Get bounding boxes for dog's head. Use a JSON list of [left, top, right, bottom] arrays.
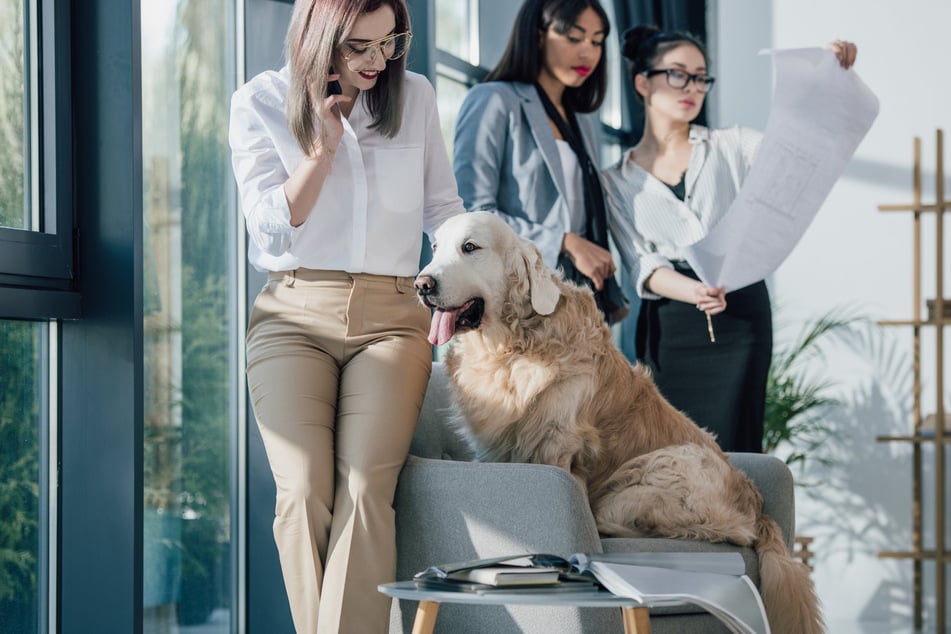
[[415, 211, 561, 346]]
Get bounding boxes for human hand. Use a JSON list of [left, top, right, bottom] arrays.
[[692, 283, 726, 315], [825, 40, 857, 69], [562, 233, 616, 291], [310, 73, 350, 157]]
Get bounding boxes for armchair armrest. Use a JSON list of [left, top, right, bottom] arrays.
[[394, 455, 603, 583], [727, 452, 796, 551]]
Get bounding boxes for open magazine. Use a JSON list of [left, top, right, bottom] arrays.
[[414, 552, 769, 634]]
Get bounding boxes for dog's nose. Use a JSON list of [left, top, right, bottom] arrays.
[[414, 275, 437, 296]]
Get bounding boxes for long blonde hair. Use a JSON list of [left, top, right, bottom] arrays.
[[285, 0, 410, 154]]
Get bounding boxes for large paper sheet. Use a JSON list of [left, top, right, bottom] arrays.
[[684, 47, 879, 292], [581, 558, 770, 634]]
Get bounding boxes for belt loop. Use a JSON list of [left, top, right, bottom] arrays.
[[285, 269, 296, 287]]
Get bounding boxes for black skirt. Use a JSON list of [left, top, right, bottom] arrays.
[[635, 264, 772, 453]]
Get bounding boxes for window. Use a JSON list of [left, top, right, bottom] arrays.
[[0, 0, 30, 232], [433, 0, 482, 156], [141, 1, 237, 630], [0, 2, 62, 631], [0, 0, 76, 315], [0, 319, 48, 634], [435, 0, 478, 63], [598, 0, 627, 162]]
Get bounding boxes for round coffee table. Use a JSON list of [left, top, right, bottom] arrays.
[[379, 580, 652, 633]]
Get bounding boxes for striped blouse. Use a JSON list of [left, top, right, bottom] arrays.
[[602, 124, 762, 299]]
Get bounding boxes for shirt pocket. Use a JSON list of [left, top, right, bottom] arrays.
[[372, 146, 423, 214]]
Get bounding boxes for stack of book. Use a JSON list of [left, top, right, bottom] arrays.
[[413, 554, 597, 592]]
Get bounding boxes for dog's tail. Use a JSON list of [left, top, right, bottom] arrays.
[[755, 514, 824, 634]]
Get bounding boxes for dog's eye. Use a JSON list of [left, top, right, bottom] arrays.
[[462, 241, 479, 253]]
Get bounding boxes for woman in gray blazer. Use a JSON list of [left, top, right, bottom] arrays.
[[453, 0, 627, 323]]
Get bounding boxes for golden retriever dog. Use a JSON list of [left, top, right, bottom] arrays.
[[415, 211, 823, 634]]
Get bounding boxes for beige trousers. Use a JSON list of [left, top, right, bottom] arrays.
[[246, 269, 432, 634]]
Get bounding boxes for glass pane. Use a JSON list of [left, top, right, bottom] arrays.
[[0, 0, 29, 230], [600, 140, 622, 167], [0, 320, 44, 633], [141, 1, 235, 631], [599, 0, 622, 131], [435, 0, 478, 65], [435, 72, 470, 159]]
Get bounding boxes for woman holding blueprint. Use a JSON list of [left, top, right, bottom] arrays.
[[602, 26, 856, 452]]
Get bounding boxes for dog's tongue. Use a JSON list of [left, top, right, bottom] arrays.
[[428, 308, 460, 346]]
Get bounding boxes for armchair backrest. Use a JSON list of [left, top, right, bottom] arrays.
[[409, 362, 476, 461]]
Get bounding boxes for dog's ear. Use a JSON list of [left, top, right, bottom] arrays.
[[521, 240, 560, 315]]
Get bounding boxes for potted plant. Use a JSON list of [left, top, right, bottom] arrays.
[[764, 307, 865, 469]]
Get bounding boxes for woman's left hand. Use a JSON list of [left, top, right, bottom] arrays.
[[826, 40, 857, 69]]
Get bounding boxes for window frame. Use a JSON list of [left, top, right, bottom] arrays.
[[0, 0, 78, 319]]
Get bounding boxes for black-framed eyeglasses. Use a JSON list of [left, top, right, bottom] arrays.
[[341, 32, 412, 71], [643, 68, 715, 92]]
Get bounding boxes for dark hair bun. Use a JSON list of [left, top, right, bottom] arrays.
[[622, 24, 660, 62]]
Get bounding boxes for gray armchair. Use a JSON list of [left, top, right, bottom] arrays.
[[388, 363, 796, 634]]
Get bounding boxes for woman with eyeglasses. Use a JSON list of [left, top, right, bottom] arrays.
[[452, 0, 629, 325], [228, 0, 463, 631], [602, 25, 856, 453]]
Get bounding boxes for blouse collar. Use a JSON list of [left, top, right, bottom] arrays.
[[688, 124, 710, 144]]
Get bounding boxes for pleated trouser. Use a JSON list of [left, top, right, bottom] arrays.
[[246, 268, 432, 634]]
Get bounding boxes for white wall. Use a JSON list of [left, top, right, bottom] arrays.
[[713, 0, 951, 630]]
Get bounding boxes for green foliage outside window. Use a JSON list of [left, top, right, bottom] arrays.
[[0, 322, 39, 624], [0, 0, 38, 625], [141, 0, 233, 624], [0, 0, 24, 229]]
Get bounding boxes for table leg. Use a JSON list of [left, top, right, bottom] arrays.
[[621, 606, 650, 634], [411, 600, 440, 634]]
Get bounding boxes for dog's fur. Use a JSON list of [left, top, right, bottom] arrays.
[[416, 211, 823, 634]]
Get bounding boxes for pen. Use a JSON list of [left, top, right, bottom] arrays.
[[706, 312, 715, 343]]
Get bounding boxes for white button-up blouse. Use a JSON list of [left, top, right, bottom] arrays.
[[602, 125, 762, 299], [229, 67, 463, 276]]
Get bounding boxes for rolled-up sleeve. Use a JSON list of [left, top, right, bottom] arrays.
[[603, 167, 671, 300], [228, 89, 298, 257]]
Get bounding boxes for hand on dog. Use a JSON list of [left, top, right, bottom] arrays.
[[562, 233, 616, 291]]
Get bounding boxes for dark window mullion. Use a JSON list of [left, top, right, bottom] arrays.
[[0, 0, 75, 295]]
